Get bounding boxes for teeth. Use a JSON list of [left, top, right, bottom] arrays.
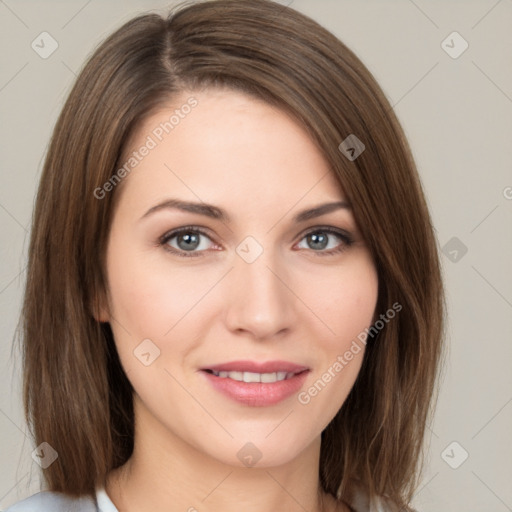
[[244, 371, 261, 383], [210, 370, 296, 382]]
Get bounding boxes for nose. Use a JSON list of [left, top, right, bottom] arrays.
[[223, 248, 295, 341]]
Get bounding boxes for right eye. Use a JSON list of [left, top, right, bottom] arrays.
[[159, 227, 217, 258]]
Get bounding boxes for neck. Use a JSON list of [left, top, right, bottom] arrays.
[[105, 396, 341, 512]]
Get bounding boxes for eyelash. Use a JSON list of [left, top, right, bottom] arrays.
[[158, 225, 354, 258]]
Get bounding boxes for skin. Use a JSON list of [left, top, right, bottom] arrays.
[[99, 88, 378, 512]]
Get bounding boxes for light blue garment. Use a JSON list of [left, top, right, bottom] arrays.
[[4, 484, 411, 511], [4, 487, 118, 512]]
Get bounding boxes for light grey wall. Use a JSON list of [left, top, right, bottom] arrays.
[[1, 1, 511, 510]]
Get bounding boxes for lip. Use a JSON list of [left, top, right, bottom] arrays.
[[200, 360, 310, 407], [202, 360, 309, 374]]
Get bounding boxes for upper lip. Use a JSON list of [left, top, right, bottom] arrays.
[[202, 360, 309, 374]]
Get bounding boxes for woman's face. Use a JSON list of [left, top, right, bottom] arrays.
[[100, 87, 378, 468]]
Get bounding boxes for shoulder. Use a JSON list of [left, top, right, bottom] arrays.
[[4, 491, 97, 512]]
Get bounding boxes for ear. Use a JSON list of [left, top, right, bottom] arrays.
[[90, 287, 110, 323]]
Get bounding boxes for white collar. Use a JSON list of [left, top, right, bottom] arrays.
[[95, 486, 119, 512]]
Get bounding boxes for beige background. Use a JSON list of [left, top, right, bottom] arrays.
[[1, 0, 511, 510]]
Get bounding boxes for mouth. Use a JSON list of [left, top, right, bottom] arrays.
[[200, 360, 310, 406], [203, 369, 306, 383]]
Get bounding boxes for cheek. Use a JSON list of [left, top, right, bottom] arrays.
[[106, 248, 206, 337], [300, 258, 378, 413], [105, 248, 222, 384], [319, 259, 379, 348]]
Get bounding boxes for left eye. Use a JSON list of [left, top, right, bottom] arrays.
[[159, 226, 353, 258], [296, 228, 352, 255]]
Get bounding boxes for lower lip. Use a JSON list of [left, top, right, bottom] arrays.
[[201, 370, 310, 407]]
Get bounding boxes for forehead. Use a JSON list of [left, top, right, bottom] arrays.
[[118, 88, 345, 209]]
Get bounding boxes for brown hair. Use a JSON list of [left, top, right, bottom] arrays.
[[18, 0, 445, 509]]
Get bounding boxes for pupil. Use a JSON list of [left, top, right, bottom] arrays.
[[309, 233, 327, 250], [178, 233, 199, 250]]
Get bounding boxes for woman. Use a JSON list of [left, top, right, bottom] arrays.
[[7, 0, 445, 511]]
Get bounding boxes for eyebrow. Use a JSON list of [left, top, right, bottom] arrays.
[[140, 198, 351, 224]]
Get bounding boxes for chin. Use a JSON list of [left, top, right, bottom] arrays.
[[198, 431, 317, 470]]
